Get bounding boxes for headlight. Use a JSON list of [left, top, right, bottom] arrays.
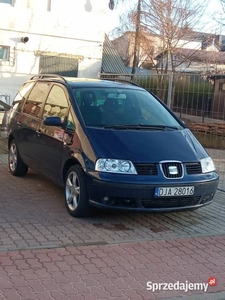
[[95, 159, 137, 174], [200, 157, 216, 173]]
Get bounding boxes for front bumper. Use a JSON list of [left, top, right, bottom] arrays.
[[86, 172, 219, 212]]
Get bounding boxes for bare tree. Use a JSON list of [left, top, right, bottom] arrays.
[[112, 0, 209, 74], [142, 0, 208, 73], [214, 0, 225, 27], [111, 0, 143, 74], [131, 0, 141, 75], [220, 0, 225, 13]]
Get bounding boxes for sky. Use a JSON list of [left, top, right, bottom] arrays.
[[104, 0, 225, 36]]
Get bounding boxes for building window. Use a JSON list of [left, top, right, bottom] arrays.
[[39, 55, 78, 77], [0, 0, 13, 4], [0, 46, 9, 60]]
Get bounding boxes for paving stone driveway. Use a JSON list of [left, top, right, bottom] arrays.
[[0, 153, 225, 299]]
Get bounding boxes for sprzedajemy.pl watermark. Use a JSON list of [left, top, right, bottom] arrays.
[[146, 277, 217, 293]]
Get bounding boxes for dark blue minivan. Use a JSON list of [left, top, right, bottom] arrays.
[[7, 75, 219, 217]]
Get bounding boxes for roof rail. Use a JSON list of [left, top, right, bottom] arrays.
[[102, 78, 141, 87], [29, 74, 67, 82]]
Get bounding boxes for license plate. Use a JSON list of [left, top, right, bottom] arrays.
[[155, 186, 195, 197]]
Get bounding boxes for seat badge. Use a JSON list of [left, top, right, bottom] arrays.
[[169, 166, 178, 175]]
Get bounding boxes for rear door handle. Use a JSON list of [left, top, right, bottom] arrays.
[[63, 141, 73, 146], [36, 129, 41, 136]]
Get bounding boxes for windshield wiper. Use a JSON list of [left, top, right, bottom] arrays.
[[104, 124, 179, 130]]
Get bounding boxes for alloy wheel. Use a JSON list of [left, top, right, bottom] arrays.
[[65, 171, 80, 211], [9, 143, 17, 172]]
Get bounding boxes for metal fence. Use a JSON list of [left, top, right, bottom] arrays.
[[100, 73, 225, 118], [100, 73, 225, 190]]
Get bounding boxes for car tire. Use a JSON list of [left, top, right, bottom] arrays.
[[65, 165, 92, 218], [8, 139, 28, 176]]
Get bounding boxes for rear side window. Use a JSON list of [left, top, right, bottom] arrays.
[[23, 82, 51, 118], [42, 84, 69, 121], [27, 82, 51, 103], [12, 82, 35, 112]]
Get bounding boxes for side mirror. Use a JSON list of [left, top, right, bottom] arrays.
[[44, 116, 62, 127]]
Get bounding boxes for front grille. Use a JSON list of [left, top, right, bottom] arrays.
[[134, 163, 158, 175], [185, 162, 202, 174], [161, 162, 183, 178], [142, 196, 201, 208]]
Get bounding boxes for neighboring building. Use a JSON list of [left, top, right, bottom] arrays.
[[112, 31, 161, 70], [0, 0, 111, 103], [112, 31, 225, 74], [156, 33, 225, 73], [156, 48, 225, 74], [176, 32, 225, 52]]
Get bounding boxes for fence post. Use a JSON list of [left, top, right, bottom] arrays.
[[167, 73, 173, 108]]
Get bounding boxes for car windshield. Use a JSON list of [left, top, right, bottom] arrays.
[[72, 88, 183, 129]]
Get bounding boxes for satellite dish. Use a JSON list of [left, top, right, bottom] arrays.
[[109, 0, 115, 10]]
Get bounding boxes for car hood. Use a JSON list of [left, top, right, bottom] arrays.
[[85, 127, 208, 163]]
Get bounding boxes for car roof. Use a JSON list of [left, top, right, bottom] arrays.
[[66, 78, 142, 90], [28, 75, 144, 90]]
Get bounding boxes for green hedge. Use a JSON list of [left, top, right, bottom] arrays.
[[134, 75, 214, 111]]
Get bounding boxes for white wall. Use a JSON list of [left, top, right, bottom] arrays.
[[176, 40, 202, 50], [0, 0, 110, 102]]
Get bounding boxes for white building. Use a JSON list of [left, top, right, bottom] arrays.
[[0, 0, 111, 104]]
